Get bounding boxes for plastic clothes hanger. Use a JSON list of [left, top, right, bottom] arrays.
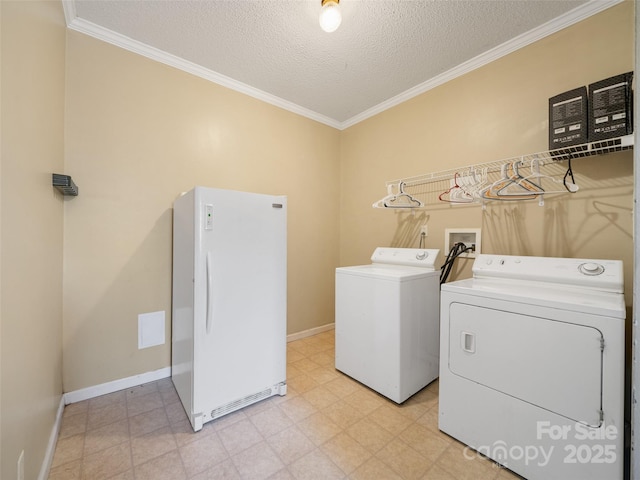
[[461, 167, 488, 200], [481, 162, 543, 201], [518, 158, 579, 194], [439, 173, 474, 203], [480, 163, 527, 200], [496, 161, 544, 197], [372, 184, 397, 208], [383, 182, 423, 208]]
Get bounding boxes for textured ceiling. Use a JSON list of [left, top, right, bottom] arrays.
[[65, 0, 617, 129]]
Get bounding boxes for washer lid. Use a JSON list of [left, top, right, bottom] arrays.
[[371, 247, 440, 268], [336, 264, 438, 280]]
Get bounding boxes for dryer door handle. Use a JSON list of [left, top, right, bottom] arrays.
[[461, 331, 476, 353]]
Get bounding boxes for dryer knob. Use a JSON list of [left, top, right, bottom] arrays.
[[416, 251, 428, 260], [579, 263, 605, 276]]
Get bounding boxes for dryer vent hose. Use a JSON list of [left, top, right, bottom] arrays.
[[440, 242, 474, 285]]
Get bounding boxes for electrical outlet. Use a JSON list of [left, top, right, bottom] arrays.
[[17, 450, 24, 480], [420, 225, 428, 236]]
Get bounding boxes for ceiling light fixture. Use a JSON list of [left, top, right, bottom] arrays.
[[319, 0, 342, 33]]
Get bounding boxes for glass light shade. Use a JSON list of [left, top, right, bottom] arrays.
[[319, 1, 342, 33]]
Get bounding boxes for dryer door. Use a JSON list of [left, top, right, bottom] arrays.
[[448, 302, 602, 427]]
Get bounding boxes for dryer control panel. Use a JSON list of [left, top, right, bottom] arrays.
[[472, 254, 623, 293], [371, 247, 440, 269]]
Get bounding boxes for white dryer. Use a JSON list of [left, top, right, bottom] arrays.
[[439, 254, 625, 480], [335, 247, 440, 403]]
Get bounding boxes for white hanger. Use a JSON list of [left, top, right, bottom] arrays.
[[439, 173, 474, 203], [372, 184, 397, 208], [481, 161, 544, 201], [518, 157, 579, 194], [382, 182, 423, 208], [461, 167, 488, 201]]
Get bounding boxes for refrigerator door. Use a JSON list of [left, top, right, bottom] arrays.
[[192, 187, 287, 426]]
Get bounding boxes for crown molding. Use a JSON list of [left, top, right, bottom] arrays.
[[63, 0, 623, 131], [62, 12, 342, 130], [61, 0, 76, 27]]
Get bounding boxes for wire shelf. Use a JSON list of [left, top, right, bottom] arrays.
[[375, 135, 634, 208]]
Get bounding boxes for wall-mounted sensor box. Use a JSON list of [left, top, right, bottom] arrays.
[[445, 228, 481, 258], [588, 71, 633, 142], [549, 86, 588, 150], [52, 173, 79, 196]]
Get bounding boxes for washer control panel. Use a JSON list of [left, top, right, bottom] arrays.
[[473, 254, 623, 293], [371, 247, 440, 269]]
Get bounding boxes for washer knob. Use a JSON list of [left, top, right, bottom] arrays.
[[416, 251, 428, 260], [579, 262, 605, 276]]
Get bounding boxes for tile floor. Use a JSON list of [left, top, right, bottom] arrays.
[[48, 330, 521, 479]]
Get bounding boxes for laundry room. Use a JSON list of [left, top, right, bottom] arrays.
[[1, 0, 636, 479]]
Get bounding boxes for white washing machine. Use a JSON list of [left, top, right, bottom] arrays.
[[439, 254, 625, 480], [335, 247, 440, 403]]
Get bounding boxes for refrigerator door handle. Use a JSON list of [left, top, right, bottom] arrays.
[[206, 251, 213, 334]]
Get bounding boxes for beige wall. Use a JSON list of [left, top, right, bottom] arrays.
[[63, 32, 341, 392], [341, 2, 635, 308], [1, 1, 66, 479]]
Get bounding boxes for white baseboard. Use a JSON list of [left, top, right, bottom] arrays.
[[38, 395, 65, 480], [62, 325, 334, 405], [45, 326, 331, 478], [287, 323, 334, 342], [64, 366, 171, 405]]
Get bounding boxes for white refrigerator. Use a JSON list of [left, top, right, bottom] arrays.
[[172, 186, 287, 432]]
